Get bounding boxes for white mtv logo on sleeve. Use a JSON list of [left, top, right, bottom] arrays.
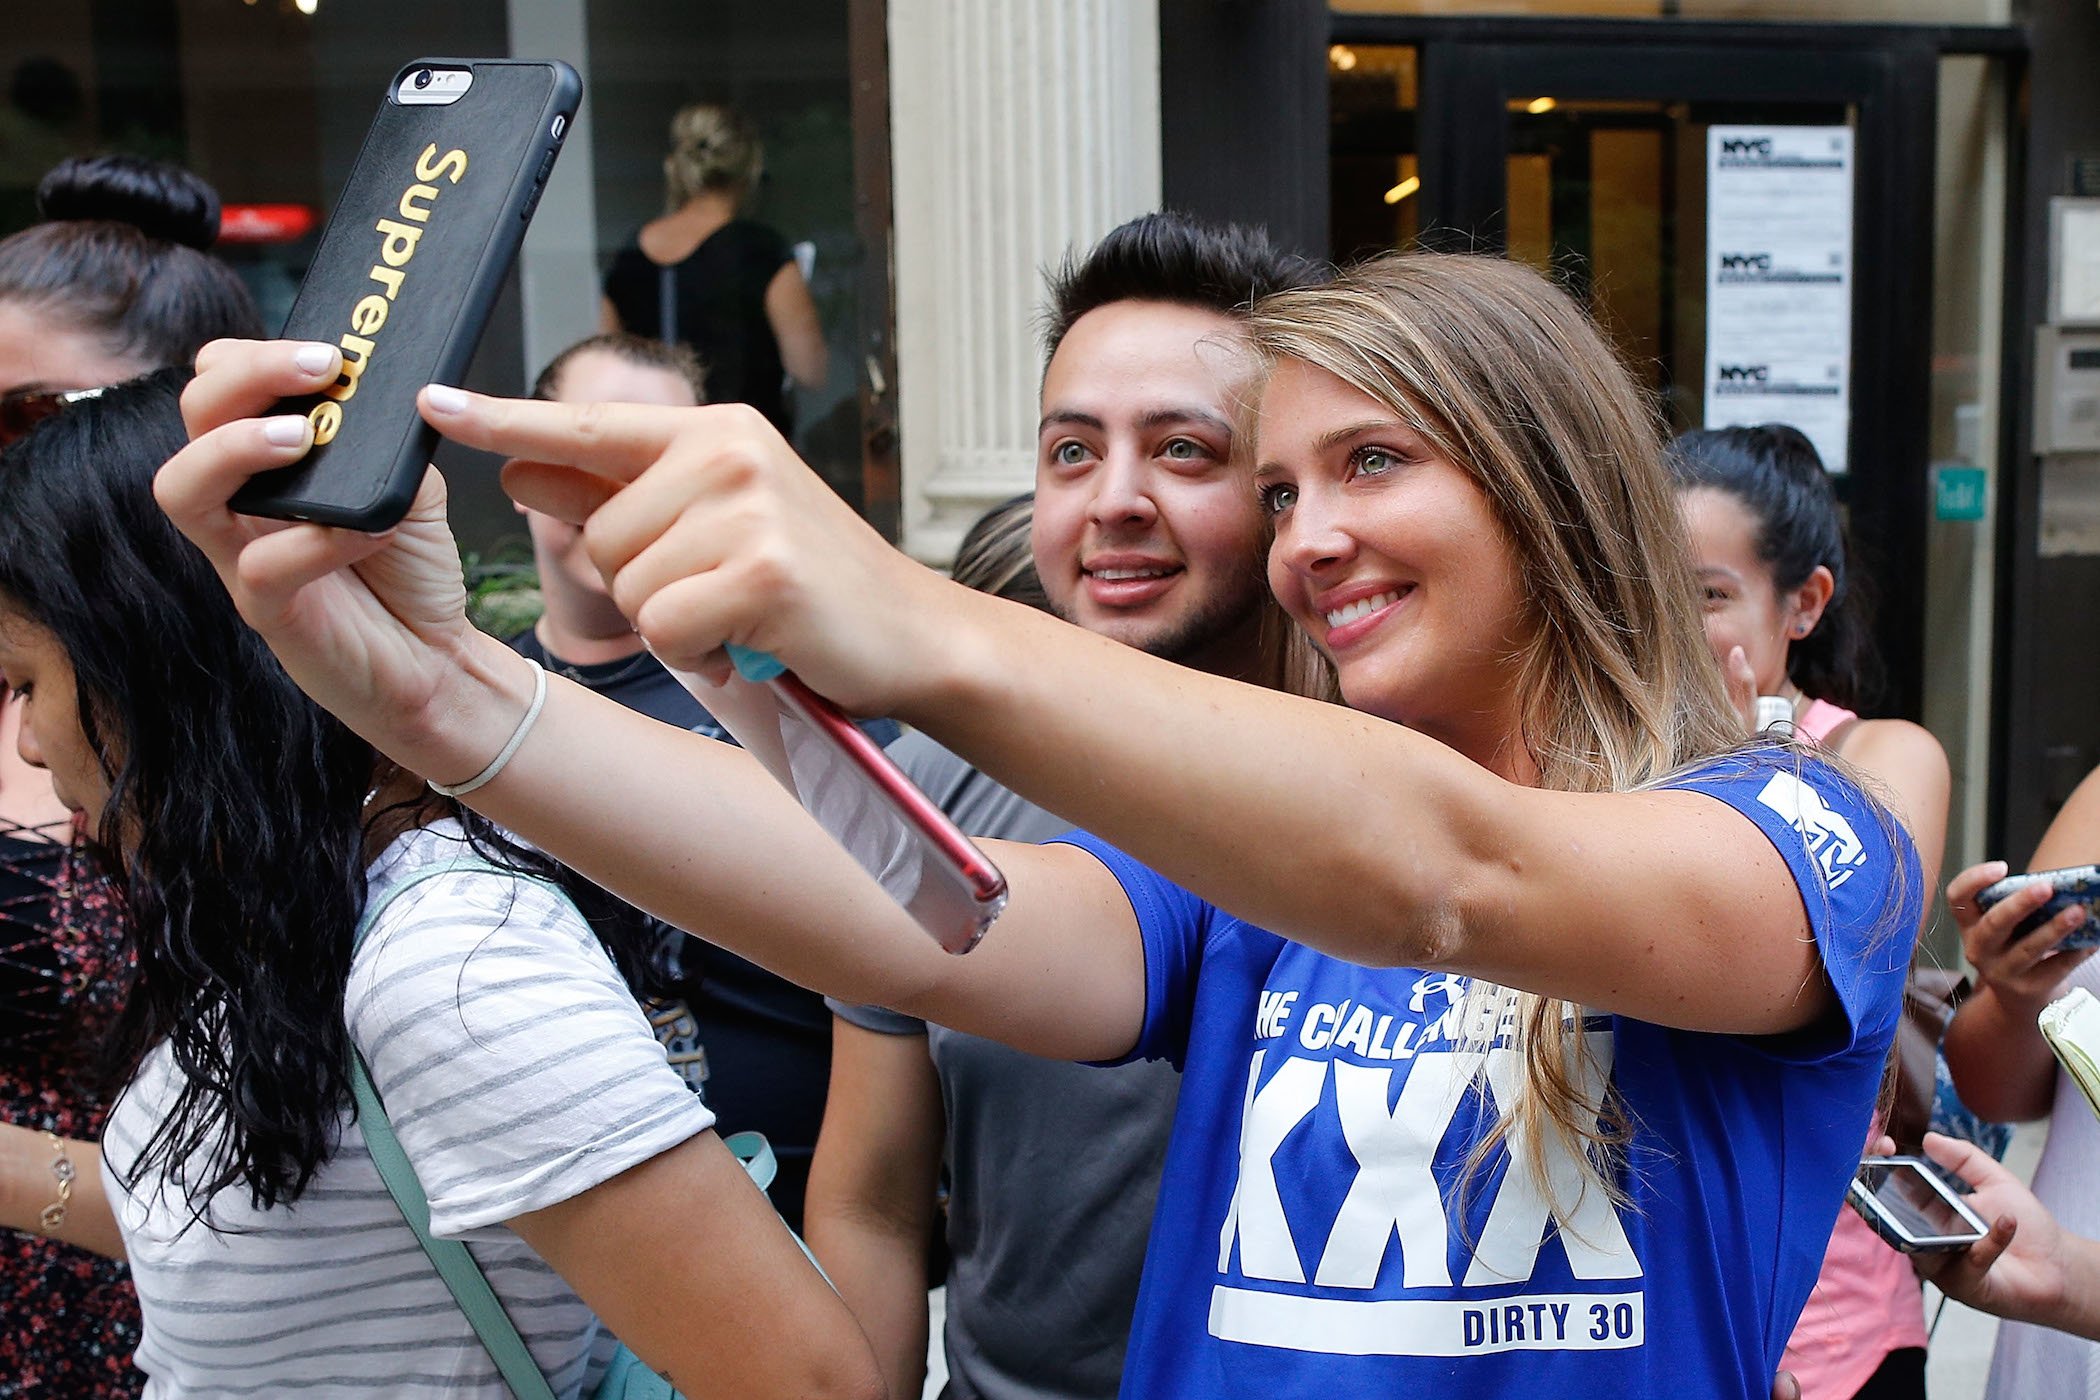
[[1754, 771, 1869, 889]]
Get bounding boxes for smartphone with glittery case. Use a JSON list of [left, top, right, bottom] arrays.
[[1977, 865, 2100, 951], [770, 674, 1008, 953]]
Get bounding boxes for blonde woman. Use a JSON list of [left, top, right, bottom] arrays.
[[159, 253, 1918, 1399], [601, 104, 826, 435]]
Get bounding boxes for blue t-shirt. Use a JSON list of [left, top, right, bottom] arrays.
[[1054, 751, 1919, 1400]]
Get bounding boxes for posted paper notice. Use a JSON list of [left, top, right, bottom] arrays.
[[1704, 125, 1853, 473]]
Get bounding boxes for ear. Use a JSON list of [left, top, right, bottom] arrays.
[[1787, 565, 1836, 640]]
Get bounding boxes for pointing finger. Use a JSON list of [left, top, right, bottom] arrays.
[[420, 384, 730, 484]]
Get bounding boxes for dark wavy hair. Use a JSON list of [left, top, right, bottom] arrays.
[[0, 370, 645, 1213], [0, 156, 262, 370], [1668, 423, 1881, 711], [1040, 211, 1330, 361]]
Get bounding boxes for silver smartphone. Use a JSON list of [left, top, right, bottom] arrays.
[[1846, 1156, 1989, 1253]]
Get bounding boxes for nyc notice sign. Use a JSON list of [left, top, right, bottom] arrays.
[[1704, 126, 1854, 473]]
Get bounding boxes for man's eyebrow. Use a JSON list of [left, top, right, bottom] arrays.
[[1039, 409, 1105, 435], [1037, 406, 1235, 437], [1133, 406, 1234, 437]]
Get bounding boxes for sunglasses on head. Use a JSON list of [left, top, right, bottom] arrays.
[[0, 385, 107, 450]]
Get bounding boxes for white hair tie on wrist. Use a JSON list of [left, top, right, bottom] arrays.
[[428, 658, 547, 799]]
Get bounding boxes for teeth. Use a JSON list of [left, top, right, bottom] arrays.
[[1091, 567, 1173, 581], [1324, 590, 1402, 628]]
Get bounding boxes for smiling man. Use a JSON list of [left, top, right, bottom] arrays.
[[1031, 293, 1273, 679], [805, 213, 1327, 1400]]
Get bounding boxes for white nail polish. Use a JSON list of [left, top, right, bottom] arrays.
[[293, 344, 337, 375], [263, 416, 309, 447], [425, 384, 469, 414]]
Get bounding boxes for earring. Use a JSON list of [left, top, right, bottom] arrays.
[[1793, 622, 1811, 637]]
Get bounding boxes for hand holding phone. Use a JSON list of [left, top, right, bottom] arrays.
[[232, 59, 580, 531], [1977, 865, 2100, 952], [1847, 1156, 1991, 1253]]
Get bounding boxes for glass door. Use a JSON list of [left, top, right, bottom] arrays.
[[1332, 31, 1939, 718]]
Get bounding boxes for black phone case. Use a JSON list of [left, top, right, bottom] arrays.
[[231, 59, 581, 531]]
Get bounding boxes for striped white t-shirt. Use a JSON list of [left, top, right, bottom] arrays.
[[101, 823, 716, 1397]]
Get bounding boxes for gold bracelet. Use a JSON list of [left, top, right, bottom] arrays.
[[38, 1131, 73, 1234]]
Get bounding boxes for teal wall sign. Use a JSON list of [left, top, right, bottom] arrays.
[[1934, 465, 1988, 522]]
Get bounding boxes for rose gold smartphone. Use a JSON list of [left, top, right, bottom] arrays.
[[771, 673, 1007, 953], [695, 648, 1007, 954]]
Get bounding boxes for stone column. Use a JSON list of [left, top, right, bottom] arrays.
[[888, 0, 1162, 564]]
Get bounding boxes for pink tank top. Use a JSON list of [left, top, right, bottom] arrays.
[[1778, 697, 1930, 1396], [1794, 698, 1857, 747]]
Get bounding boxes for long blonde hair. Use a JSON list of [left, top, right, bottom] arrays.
[[1247, 253, 1742, 1208]]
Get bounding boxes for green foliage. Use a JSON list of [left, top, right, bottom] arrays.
[[460, 543, 542, 640]]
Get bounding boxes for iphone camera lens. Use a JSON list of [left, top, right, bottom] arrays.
[[414, 69, 434, 90]]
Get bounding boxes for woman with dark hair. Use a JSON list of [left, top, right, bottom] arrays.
[[1670, 423, 1950, 1400], [0, 155, 261, 397], [0, 373, 880, 1398], [0, 155, 261, 1398]]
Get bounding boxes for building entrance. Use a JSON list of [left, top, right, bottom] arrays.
[[1333, 21, 1945, 718]]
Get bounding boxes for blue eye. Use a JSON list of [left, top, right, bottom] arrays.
[[1258, 483, 1297, 516], [1051, 440, 1091, 468], [1162, 438, 1204, 461]]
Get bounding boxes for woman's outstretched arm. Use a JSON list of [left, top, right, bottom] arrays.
[[438, 386, 1853, 1036], [163, 343, 1856, 1041], [462, 660, 1143, 1060]]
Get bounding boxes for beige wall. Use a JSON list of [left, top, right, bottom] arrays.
[[1922, 54, 2008, 927]]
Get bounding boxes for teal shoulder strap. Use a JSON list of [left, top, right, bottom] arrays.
[[350, 856, 783, 1397], [349, 859, 561, 1400]]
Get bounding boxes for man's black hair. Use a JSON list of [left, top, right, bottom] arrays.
[[1040, 211, 1329, 361]]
